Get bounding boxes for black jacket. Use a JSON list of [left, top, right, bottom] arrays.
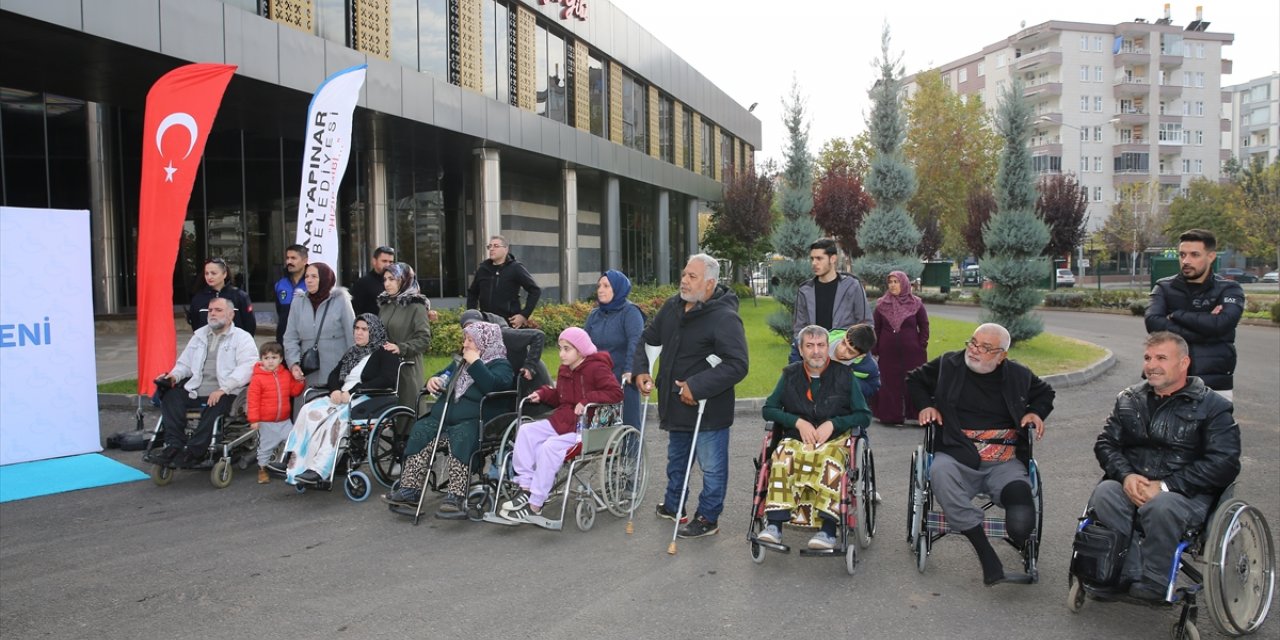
[[466, 254, 541, 319], [188, 285, 256, 335], [1145, 273, 1244, 390], [352, 269, 385, 318], [632, 285, 749, 432], [906, 351, 1055, 469], [1094, 377, 1239, 498], [323, 347, 401, 393]]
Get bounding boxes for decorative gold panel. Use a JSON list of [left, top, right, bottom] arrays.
[[457, 0, 483, 92], [731, 137, 740, 178], [268, 0, 313, 33], [648, 88, 659, 158], [609, 61, 622, 143], [672, 101, 684, 169], [516, 5, 536, 111], [692, 112, 702, 176], [352, 0, 390, 59], [573, 40, 589, 131], [744, 145, 753, 174], [713, 125, 723, 182]]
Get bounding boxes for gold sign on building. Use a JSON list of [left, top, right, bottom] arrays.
[[268, 0, 313, 33], [352, 0, 391, 59]]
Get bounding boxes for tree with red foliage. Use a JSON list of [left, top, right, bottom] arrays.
[[1036, 173, 1090, 259], [703, 169, 776, 282], [963, 188, 996, 259], [812, 160, 874, 259]]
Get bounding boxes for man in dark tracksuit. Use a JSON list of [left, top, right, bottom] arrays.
[[633, 254, 749, 539], [466, 235, 541, 329], [273, 244, 307, 342]]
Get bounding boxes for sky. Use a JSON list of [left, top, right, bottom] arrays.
[[609, 0, 1280, 166]]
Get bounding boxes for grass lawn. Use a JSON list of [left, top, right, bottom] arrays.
[[99, 297, 1106, 396]]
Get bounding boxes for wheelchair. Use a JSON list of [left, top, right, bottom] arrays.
[[279, 361, 414, 502], [1067, 482, 1276, 639], [746, 422, 877, 575], [481, 401, 648, 532], [906, 422, 1043, 580], [142, 391, 256, 489]]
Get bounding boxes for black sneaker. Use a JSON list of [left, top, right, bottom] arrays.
[[295, 470, 323, 485], [1128, 580, 1169, 604], [435, 494, 467, 520], [655, 503, 689, 524], [381, 487, 421, 505], [677, 514, 719, 538], [264, 461, 288, 476], [156, 446, 181, 464]]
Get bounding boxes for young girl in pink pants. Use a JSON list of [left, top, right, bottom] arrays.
[[500, 327, 623, 523]]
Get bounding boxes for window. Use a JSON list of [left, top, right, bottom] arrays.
[[1095, 66, 1104, 82], [390, 0, 418, 69], [959, 68, 968, 83], [659, 95, 674, 163], [1094, 156, 1102, 172], [1094, 126, 1103, 142], [1080, 156, 1089, 172], [682, 106, 693, 170], [478, 0, 509, 102], [720, 131, 733, 177], [1093, 186, 1103, 201], [978, 61, 985, 76], [700, 119, 714, 177], [1158, 122, 1183, 142], [534, 24, 547, 115], [943, 74, 951, 89], [315, 0, 348, 45], [544, 29, 567, 123], [1195, 100, 1205, 116], [1195, 43, 1205, 58], [1080, 65, 1090, 82], [620, 72, 647, 152], [1195, 130, 1204, 145], [996, 53, 1007, 68], [1031, 155, 1062, 174], [1115, 152, 1149, 173], [1181, 71, 1191, 87], [1080, 127, 1090, 142], [1095, 96, 1104, 112], [1195, 72, 1204, 88], [1094, 36, 1104, 51], [417, 0, 448, 80], [1080, 35, 1090, 51], [1194, 159, 1203, 174], [1181, 158, 1191, 173], [1181, 129, 1190, 144], [1080, 96, 1090, 112], [587, 53, 606, 137]]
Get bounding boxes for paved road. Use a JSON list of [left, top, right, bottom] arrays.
[[3, 309, 1276, 640]]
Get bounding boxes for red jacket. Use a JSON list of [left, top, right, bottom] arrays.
[[247, 362, 305, 423], [534, 352, 624, 435]]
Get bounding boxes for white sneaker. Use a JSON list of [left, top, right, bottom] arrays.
[[756, 523, 782, 544], [807, 531, 837, 550]]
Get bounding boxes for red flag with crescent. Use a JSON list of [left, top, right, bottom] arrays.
[[136, 63, 237, 396]]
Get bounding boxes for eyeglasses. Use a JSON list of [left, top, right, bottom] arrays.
[[964, 339, 1004, 355], [486, 243, 506, 249]]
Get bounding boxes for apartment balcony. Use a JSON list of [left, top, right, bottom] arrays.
[[1222, 59, 1233, 74], [1158, 139, 1183, 154], [1220, 148, 1232, 161], [1023, 81, 1062, 99], [1114, 49, 1148, 66], [1159, 114, 1183, 125], [1158, 52, 1183, 68], [1114, 109, 1149, 125], [1221, 117, 1231, 132], [1035, 113, 1064, 125], [1158, 171, 1184, 185], [1114, 78, 1149, 96], [1244, 118, 1273, 132], [1015, 48, 1062, 71], [1113, 171, 1152, 184], [1117, 22, 1152, 37], [1158, 83, 1182, 98], [1114, 140, 1150, 153], [1030, 143, 1063, 156]]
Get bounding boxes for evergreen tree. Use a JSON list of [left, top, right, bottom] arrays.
[[853, 26, 922, 290], [766, 79, 823, 342], [980, 77, 1051, 344]]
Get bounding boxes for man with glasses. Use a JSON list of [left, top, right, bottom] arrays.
[[353, 246, 396, 317], [466, 235, 541, 329], [906, 322, 1055, 586]]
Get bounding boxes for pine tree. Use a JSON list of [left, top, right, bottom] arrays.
[[853, 26, 922, 290], [766, 80, 823, 342], [980, 77, 1051, 343]]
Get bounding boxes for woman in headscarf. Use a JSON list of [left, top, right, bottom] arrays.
[[268, 314, 400, 485], [188, 257, 256, 334], [583, 270, 645, 428], [871, 270, 930, 426], [382, 321, 513, 519], [377, 262, 432, 418], [283, 262, 356, 388]]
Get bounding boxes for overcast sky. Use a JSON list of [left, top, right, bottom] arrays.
[[610, 0, 1280, 165]]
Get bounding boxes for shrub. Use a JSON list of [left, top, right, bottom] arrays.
[[1127, 299, 1148, 316], [919, 292, 948, 304], [1271, 300, 1280, 324], [1043, 292, 1087, 308], [730, 282, 754, 301]]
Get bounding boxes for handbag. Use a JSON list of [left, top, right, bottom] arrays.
[[1069, 516, 1128, 587], [298, 299, 332, 374]]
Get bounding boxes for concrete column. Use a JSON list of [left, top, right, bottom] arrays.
[[604, 175, 621, 270], [561, 166, 579, 302], [685, 197, 699, 260], [366, 118, 389, 251], [475, 147, 502, 249], [87, 102, 119, 314], [655, 190, 670, 285]]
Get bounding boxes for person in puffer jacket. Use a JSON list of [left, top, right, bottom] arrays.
[[498, 327, 623, 524], [247, 342, 305, 483]]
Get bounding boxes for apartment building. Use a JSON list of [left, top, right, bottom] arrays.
[[1224, 73, 1279, 166]]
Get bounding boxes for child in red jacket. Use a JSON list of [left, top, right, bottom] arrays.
[[247, 342, 304, 483], [500, 327, 623, 524]]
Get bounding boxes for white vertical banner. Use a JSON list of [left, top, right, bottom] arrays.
[[295, 64, 367, 275], [0, 207, 100, 465]]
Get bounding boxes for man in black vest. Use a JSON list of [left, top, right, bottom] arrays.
[[907, 323, 1055, 586], [757, 325, 871, 550]]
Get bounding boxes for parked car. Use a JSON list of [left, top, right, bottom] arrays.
[[961, 265, 982, 286], [1221, 268, 1258, 283], [1055, 268, 1075, 287], [1261, 271, 1279, 283]]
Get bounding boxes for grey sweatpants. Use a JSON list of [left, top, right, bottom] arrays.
[[1087, 479, 1213, 585], [256, 419, 292, 466], [931, 453, 1029, 532]]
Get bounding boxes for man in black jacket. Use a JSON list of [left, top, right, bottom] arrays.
[[633, 253, 749, 539], [1145, 229, 1245, 400], [1088, 331, 1240, 602], [907, 323, 1055, 586], [352, 245, 396, 317], [466, 235, 541, 328]]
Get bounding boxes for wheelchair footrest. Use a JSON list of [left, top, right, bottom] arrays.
[[926, 512, 1008, 539]]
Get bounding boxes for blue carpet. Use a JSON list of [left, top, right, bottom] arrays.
[[0, 454, 148, 503]]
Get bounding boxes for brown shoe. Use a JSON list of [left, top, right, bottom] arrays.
[[257, 467, 270, 484]]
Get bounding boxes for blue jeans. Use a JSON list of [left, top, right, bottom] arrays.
[[622, 383, 641, 430], [663, 427, 730, 523]]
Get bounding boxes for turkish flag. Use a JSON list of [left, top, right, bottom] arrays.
[[136, 63, 237, 396]]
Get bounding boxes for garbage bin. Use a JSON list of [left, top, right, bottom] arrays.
[[921, 261, 953, 294]]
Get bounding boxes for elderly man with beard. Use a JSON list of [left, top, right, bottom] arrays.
[[906, 323, 1055, 586], [154, 297, 258, 466]]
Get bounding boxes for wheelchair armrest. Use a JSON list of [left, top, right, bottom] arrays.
[[354, 388, 395, 397], [479, 389, 520, 415]]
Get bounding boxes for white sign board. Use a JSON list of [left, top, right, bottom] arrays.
[[0, 207, 101, 465]]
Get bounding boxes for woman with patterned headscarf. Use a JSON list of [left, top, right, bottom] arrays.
[[383, 321, 514, 519], [871, 270, 929, 426], [584, 269, 645, 428], [284, 262, 356, 389], [268, 314, 401, 485], [378, 262, 432, 417]]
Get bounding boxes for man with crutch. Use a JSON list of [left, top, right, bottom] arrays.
[[633, 253, 749, 542]]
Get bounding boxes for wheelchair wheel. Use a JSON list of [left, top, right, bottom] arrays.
[[575, 498, 597, 532], [367, 414, 407, 488], [854, 438, 874, 549], [846, 543, 859, 576], [750, 520, 767, 564], [915, 530, 929, 574], [1170, 620, 1200, 640], [150, 464, 174, 487], [209, 458, 233, 489], [467, 483, 495, 522], [1067, 575, 1086, 613], [344, 471, 372, 502], [294, 484, 307, 494], [906, 451, 918, 544], [602, 426, 647, 517], [1203, 500, 1276, 637], [1030, 459, 1044, 548]]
